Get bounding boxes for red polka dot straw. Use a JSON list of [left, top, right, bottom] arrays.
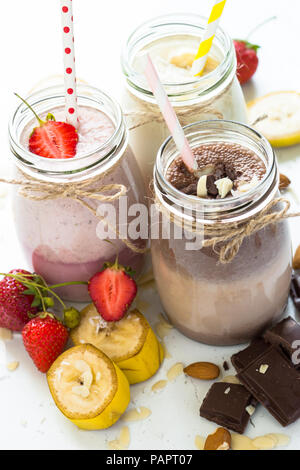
[[60, 0, 78, 127]]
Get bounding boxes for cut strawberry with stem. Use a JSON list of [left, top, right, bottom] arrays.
[[88, 258, 137, 322], [15, 93, 78, 159]]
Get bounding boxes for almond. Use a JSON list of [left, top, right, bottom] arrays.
[[215, 177, 233, 198], [197, 175, 208, 198], [151, 380, 168, 392], [167, 363, 184, 381], [293, 245, 300, 269], [184, 362, 220, 380], [221, 375, 241, 385], [279, 173, 291, 190], [252, 435, 276, 450], [121, 407, 151, 422], [204, 427, 231, 450]]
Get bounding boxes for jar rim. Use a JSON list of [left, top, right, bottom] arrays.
[[8, 84, 127, 177], [121, 13, 235, 99], [154, 120, 278, 223]]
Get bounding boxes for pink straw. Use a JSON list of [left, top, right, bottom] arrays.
[[60, 0, 78, 127], [144, 54, 195, 171]]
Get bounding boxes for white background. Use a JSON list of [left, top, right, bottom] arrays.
[[0, 0, 300, 450]]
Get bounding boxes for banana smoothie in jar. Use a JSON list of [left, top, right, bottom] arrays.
[[151, 120, 292, 346], [9, 85, 146, 302], [121, 13, 247, 183]]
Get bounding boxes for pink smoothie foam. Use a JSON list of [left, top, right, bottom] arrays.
[[20, 106, 115, 157], [15, 106, 146, 301]]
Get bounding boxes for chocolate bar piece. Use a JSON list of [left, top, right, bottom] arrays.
[[264, 316, 300, 365], [231, 338, 270, 373], [200, 382, 257, 434], [237, 346, 300, 427], [291, 272, 300, 311]]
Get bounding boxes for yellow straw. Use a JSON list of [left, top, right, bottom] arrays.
[[192, 0, 227, 76]]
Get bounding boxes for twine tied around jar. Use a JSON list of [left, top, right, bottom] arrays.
[[125, 99, 224, 130], [155, 195, 300, 264], [0, 173, 147, 255], [124, 78, 234, 130]]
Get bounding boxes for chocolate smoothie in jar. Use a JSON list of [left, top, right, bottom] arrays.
[[9, 85, 146, 302], [151, 120, 292, 346], [121, 14, 247, 184]]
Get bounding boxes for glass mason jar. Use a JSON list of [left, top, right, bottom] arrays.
[[151, 120, 292, 346], [9, 85, 146, 302], [121, 13, 247, 183]]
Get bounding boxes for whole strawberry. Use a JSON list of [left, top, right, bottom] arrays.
[[234, 40, 260, 85], [0, 269, 38, 331], [22, 315, 69, 373]]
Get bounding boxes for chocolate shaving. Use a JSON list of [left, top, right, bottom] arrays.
[[180, 183, 197, 196], [206, 175, 218, 197]]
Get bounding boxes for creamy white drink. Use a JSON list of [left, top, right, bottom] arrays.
[[122, 14, 248, 183]]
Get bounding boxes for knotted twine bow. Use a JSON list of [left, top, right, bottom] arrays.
[[155, 196, 300, 264], [0, 173, 147, 254]]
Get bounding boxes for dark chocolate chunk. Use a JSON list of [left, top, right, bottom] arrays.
[[200, 382, 256, 434], [180, 183, 197, 195], [223, 361, 229, 371], [291, 272, 300, 311], [264, 316, 300, 366], [231, 339, 271, 373], [237, 346, 300, 427], [166, 157, 197, 191], [224, 163, 236, 181], [206, 175, 218, 197]]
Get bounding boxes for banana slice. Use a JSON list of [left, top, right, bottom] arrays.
[[170, 54, 219, 72], [248, 91, 300, 147], [71, 305, 164, 385], [47, 344, 130, 430]]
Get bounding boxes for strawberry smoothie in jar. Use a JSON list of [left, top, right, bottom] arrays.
[[121, 14, 247, 183], [9, 85, 146, 302], [151, 120, 292, 346]]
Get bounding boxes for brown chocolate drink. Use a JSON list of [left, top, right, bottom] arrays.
[[166, 142, 266, 197], [151, 135, 292, 346]]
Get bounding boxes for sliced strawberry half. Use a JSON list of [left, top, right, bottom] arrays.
[[29, 120, 78, 159], [15, 93, 78, 159], [88, 262, 137, 322]]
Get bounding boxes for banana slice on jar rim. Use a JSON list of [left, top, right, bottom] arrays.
[[71, 305, 164, 385], [248, 91, 300, 147], [47, 344, 130, 430]]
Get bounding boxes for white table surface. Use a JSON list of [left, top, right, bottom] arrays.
[[1, 0, 300, 450]]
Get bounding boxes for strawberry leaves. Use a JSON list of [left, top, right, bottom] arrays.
[[0, 270, 81, 329]]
